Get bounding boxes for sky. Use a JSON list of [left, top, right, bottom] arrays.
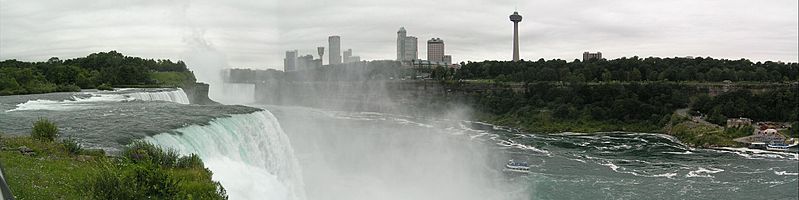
[[1, 0, 797, 70]]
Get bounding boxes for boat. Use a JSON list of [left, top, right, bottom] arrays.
[[748, 142, 767, 150], [504, 159, 530, 173], [766, 144, 790, 151], [766, 143, 797, 152]]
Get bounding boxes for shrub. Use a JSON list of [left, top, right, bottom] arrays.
[[83, 168, 137, 199], [56, 84, 81, 92], [132, 164, 181, 199], [61, 137, 82, 155], [176, 153, 204, 169], [97, 83, 113, 91], [31, 118, 58, 142], [123, 141, 179, 168]]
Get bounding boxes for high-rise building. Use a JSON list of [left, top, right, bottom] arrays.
[[427, 38, 445, 63], [343, 49, 352, 63], [397, 27, 418, 61], [329, 36, 342, 65], [510, 11, 522, 61], [297, 54, 315, 71], [283, 50, 297, 72], [443, 55, 452, 65], [582, 52, 603, 61]]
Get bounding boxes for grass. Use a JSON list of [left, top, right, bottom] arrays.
[[0, 135, 226, 199], [1, 136, 99, 199], [151, 72, 196, 87]]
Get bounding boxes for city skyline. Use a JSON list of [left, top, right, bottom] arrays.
[[1, 0, 797, 70]]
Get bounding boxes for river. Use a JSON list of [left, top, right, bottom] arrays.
[[0, 89, 796, 199]]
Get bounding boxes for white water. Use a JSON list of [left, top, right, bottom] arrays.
[[7, 88, 190, 112], [146, 111, 306, 200], [125, 88, 190, 104]]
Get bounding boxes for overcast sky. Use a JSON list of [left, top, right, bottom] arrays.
[[1, 0, 797, 70]]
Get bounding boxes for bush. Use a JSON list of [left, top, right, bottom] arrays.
[[61, 137, 82, 155], [176, 153, 204, 169], [31, 118, 58, 142], [56, 84, 81, 92], [123, 141, 179, 168], [84, 168, 137, 199], [132, 164, 181, 199], [96, 83, 113, 91]]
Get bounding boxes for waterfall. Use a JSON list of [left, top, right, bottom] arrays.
[[146, 110, 306, 200], [7, 88, 190, 112], [125, 88, 190, 104]]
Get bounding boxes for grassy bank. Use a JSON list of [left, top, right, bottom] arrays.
[[0, 136, 226, 199], [0, 119, 226, 200]]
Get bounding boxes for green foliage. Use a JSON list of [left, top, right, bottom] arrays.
[[0, 135, 227, 200], [61, 137, 83, 155], [455, 57, 797, 82], [84, 167, 137, 199], [32, 118, 58, 142], [0, 51, 195, 95], [176, 153, 205, 169], [790, 122, 799, 138], [670, 121, 738, 147], [96, 83, 113, 91], [56, 84, 81, 92], [131, 164, 181, 199], [469, 82, 691, 132], [692, 89, 797, 122], [152, 71, 197, 87], [123, 140, 179, 168]]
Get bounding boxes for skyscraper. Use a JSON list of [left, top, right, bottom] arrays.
[[427, 38, 445, 63], [510, 11, 522, 62], [343, 49, 352, 63], [397, 27, 406, 61], [283, 50, 297, 72], [329, 36, 342, 65], [396, 27, 418, 61]]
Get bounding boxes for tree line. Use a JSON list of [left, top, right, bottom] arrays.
[[464, 82, 697, 132], [450, 57, 798, 83], [0, 51, 191, 95], [692, 89, 798, 125]]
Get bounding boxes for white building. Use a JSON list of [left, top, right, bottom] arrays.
[[397, 27, 418, 61]]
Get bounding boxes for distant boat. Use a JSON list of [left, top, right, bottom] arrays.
[[504, 159, 530, 173], [748, 142, 767, 150], [766, 143, 797, 152]]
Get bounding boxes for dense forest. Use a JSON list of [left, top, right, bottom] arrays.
[[0, 51, 194, 95], [448, 57, 798, 83], [465, 82, 696, 132], [692, 89, 798, 124]]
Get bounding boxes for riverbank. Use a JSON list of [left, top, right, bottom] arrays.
[[0, 134, 227, 199]]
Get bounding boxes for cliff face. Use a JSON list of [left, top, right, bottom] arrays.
[[182, 82, 218, 105], [254, 80, 470, 114]]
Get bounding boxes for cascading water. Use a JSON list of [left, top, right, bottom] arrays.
[[7, 88, 190, 112], [146, 110, 306, 200], [125, 88, 190, 104]]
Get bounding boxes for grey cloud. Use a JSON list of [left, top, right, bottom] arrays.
[[1, 0, 796, 71]]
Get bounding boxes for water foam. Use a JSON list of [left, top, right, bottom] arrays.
[[124, 88, 190, 104], [7, 88, 190, 112], [147, 111, 306, 200]]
